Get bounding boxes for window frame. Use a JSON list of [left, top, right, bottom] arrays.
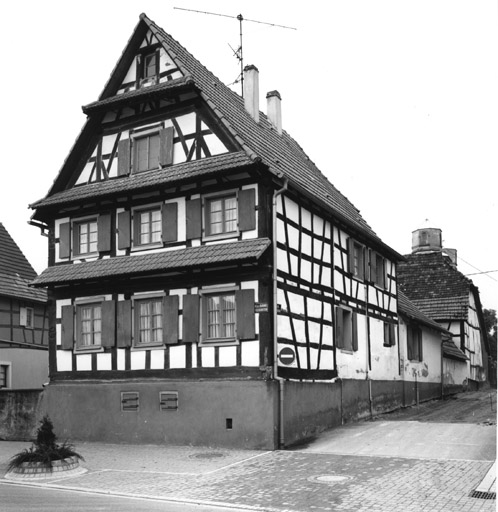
[[370, 251, 386, 288], [348, 239, 365, 281], [0, 362, 11, 389], [200, 286, 239, 346], [407, 324, 423, 362], [137, 48, 160, 87], [132, 204, 163, 249], [203, 191, 239, 241], [335, 306, 358, 352], [132, 293, 165, 348], [75, 300, 103, 351], [383, 321, 396, 347], [72, 216, 99, 258], [132, 131, 161, 173], [20, 306, 34, 329]]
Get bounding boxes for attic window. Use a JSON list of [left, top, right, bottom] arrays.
[[134, 132, 160, 172], [137, 49, 159, 87]]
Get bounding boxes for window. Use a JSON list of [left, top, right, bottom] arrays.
[[20, 307, 34, 329], [206, 293, 236, 341], [135, 298, 163, 346], [348, 239, 365, 280], [407, 324, 422, 361], [137, 50, 159, 87], [205, 194, 237, 237], [336, 307, 358, 351], [76, 303, 102, 348], [73, 219, 98, 256], [370, 252, 386, 288], [0, 364, 10, 388], [384, 321, 396, 347], [134, 207, 162, 246], [134, 132, 160, 172], [198, 288, 255, 345]]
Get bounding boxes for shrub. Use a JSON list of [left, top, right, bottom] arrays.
[[8, 416, 84, 472]]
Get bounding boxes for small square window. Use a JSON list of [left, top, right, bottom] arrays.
[[137, 50, 159, 87], [205, 194, 238, 237], [73, 219, 98, 256]]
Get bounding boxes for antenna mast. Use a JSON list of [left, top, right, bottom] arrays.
[[174, 7, 297, 97]]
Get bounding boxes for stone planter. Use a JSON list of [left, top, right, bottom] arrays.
[[4, 456, 87, 480]]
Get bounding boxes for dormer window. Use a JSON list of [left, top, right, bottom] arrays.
[[134, 132, 160, 172]]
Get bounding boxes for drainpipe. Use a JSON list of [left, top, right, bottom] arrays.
[[441, 338, 444, 399], [272, 178, 288, 449], [365, 283, 373, 419]]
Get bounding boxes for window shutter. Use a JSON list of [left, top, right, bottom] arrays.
[[117, 211, 131, 250], [98, 213, 112, 252], [135, 54, 142, 86], [159, 126, 174, 167], [162, 202, 178, 243], [418, 328, 423, 361], [235, 289, 255, 340], [182, 294, 199, 343], [59, 222, 71, 259], [347, 238, 354, 275], [117, 139, 130, 176], [61, 305, 74, 350], [407, 326, 413, 360], [20, 307, 27, 327], [186, 198, 202, 240], [238, 189, 256, 232], [335, 308, 344, 349], [390, 323, 396, 346], [101, 301, 116, 347], [369, 250, 375, 283], [352, 312, 358, 351], [117, 300, 132, 348], [163, 295, 179, 344]]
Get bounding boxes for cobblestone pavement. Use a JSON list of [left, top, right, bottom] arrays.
[[0, 441, 495, 511]]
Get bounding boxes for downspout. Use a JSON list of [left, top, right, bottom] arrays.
[[273, 178, 288, 449], [441, 337, 444, 399], [365, 283, 373, 419]]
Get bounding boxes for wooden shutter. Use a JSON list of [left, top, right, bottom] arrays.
[[159, 126, 174, 167], [97, 213, 112, 252], [186, 198, 202, 240], [162, 202, 178, 243], [335, 308, 344, 349], [236, 289, 255, 340], [117, 211, 131, 250], [347, 238, 354, 275], [117, 139, 130, 176], [163, 295, 179, 344], [61, 305, 74, 350], [238, 189, 256, 232], [135, 54, 142, 86], [59, 222, 71, 259], [117, 300, 132, 348], [182, 294, 199, 343], [352, 312, 358, 351], [417, 328, 423, 361], [407, 325, 413, 360], [101, 301, 116, 347]]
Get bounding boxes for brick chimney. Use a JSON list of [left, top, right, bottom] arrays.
[[243, 65, 259, 123], [266, 90, 282, 134]]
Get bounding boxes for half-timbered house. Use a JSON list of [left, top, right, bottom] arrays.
[[398, 227, 489, 393], [29, 13, 420, 449]]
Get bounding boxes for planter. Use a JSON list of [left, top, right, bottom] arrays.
[[4, 456, 87, 480]]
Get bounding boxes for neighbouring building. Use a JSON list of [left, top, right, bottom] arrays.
[[29, 14, 452, 449], [398, 227, 488, 392], [0, 223, 48, 389]]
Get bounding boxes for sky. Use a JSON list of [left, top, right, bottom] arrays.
[[0, 0, 496, 310]]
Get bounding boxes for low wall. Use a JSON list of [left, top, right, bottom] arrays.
[[0, 390, 45, 441]]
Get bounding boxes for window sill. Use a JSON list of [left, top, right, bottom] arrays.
[[130, 243, 164, 252], [74, 346, 104, 354], [131, 343, 165, 351], [200, 338, 239, 347], [203, 231, 239, 243], [338, 348, 354, 354], [72, 252, 99, 261]]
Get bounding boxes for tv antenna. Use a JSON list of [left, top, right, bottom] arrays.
[[174, 7, 297, 97]]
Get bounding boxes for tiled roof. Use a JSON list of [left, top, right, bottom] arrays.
[[442, 335, 468, 362], [397, 290, 446, 332], [30, 14, 402, 261], [82, 76, 194, 114], [0, 223, 47, 302], [397, 251, 472, 321], [32, 238, 270, 287], [30, 152, 253, 209]]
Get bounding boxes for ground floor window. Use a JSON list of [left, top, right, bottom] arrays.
[[206, 293, 236, 341], [0, 364, 10, 388], [407, 324, 423, 361]]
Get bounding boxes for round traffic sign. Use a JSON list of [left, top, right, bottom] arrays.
[[278, 347, 295, 365]]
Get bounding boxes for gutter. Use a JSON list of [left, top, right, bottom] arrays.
[[272, 178, 288, 449]]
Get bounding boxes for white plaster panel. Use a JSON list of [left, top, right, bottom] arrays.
[[97, 353, 112, 371], [293, 319, 306, 344], [324, 222, 331, 239], [130, 350, 146, 370], [169, 345, 186, 369], [301, 208, 312, 230], [277, 218, 286, 244], [56, 324, 61, 346], [219, 346, 237, 367], [117, 349, 126, 371], [302, 233, 312, 256], [322, 243, 331, 264], [321, 267, 331, 287], [323, 303, 333, 323], [289, 254, 299, 277], [322, 325, 333, 347], [241, 229, 258, 240], [313, 239, 323, 259], [191, 343, 197, 368], [277, 248, 289, 273], [284, 197, 299, 224], [277, 314, 293, 340], [309, 347, 319, 370], [307, 298, 323, 319], [241, 340, 259, 366], [202, 346, 215, 367], [75, 162, 93, 185], [76, 354, 92, 372], [297, 346, 308, 369], [150, 350, 165, 370], [313, 215, 324, 236], [320, 349, 335, 370], [301, 259, 312, 283], [287, 292, 304, 315], [307, 321, 322, 345], [287, 225, 300, 251], [56, 350, 72, 372]]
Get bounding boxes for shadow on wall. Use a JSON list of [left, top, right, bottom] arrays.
[[0, 390, 45, 441]]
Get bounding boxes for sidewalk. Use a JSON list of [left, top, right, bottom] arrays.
[[0, 439, 495, 511]]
